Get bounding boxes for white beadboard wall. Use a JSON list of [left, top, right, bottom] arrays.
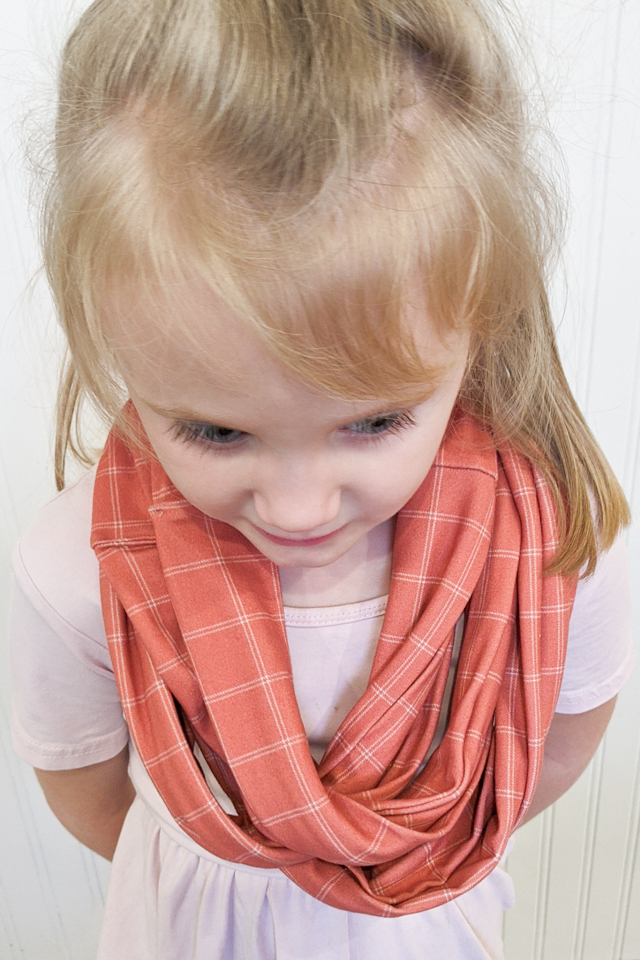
[[0, 1, 638, 958], [502, 2, 640, 959]]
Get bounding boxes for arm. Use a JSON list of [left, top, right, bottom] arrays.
[[34, 744, 135, 861], [520, 696, 617, 826]]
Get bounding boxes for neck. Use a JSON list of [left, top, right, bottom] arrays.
[[277, 517, 395, 607]]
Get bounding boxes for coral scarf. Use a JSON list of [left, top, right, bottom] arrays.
[[91, 411, 576, 916]]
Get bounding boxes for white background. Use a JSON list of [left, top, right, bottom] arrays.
[[0, 1, 638, 957]]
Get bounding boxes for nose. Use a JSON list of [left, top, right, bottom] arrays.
[[252, 457, 342, 535]]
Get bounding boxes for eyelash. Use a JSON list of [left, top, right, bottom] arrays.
[[343, 410, 417, 439], [170, 410, 417, 451]]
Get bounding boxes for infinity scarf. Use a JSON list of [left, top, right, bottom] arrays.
[[91, 410, 576, 916]]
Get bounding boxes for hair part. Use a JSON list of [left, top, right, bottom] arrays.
[[45, 0, 629, 574]]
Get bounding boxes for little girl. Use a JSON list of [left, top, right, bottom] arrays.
[[10, 0, 634, 957]]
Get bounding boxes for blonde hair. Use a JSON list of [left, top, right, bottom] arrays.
[[44, 0, 629, 575]]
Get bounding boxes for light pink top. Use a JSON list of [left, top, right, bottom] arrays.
[[9, 467, 634, 960]]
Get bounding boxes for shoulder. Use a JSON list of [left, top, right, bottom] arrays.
[[13, 466, 104, 649], [572, 529, 630, 623], [10, 467, 131, 771], [560, 531, 634, 712]]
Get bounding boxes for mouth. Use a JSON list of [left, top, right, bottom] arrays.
[[253, 524, 346, 547]]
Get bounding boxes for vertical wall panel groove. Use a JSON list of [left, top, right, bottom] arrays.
[[572, 744, 606, 960], [577, 3, 624, 410], [612, 736, 640, 959], [0, 704, 70, 959], [623, 329, 640, 503], [535, 809, 555, 960]]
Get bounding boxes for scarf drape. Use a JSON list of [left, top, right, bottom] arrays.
[[91, 411, 576, 916]]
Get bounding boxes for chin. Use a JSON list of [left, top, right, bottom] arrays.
[[273, 553, 338, 569], [260, 546, 344, 568], [255, 536, 354, 568]]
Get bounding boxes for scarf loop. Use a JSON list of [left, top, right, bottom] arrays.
[[91, 412, 576, 916]]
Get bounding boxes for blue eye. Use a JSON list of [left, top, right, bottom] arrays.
[[171, 421, 245, 447], [169, 409, 417, 450], [343, 410, 417, 438]]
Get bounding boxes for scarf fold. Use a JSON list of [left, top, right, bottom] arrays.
[[91, 410, 576, 916]]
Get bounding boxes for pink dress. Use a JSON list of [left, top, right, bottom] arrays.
[[10, 469, 634, 960]]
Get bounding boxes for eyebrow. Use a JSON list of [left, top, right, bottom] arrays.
[[142, 398, 225, 423], [138, 380, 442, 428], [140, 396, 430, 429]]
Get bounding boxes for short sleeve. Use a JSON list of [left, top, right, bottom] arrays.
[[556, 532, 634, 714], [9, 468, 129, 770]]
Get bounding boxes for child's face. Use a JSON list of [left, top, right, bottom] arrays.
[[111, 277, 468, 570]]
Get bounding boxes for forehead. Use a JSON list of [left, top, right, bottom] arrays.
[[105, 269, 467, 423], [109, 277, 271, 385], [106, 278, 341, 417], [107, 281, 328, 428]]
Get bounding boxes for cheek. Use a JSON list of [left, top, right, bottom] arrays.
[[368, 418, 452, 510], [171, 470, 244, 520], [141, 431, 240, 516], [165, 456, 241, 515], [360, 448, 435, 515]]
